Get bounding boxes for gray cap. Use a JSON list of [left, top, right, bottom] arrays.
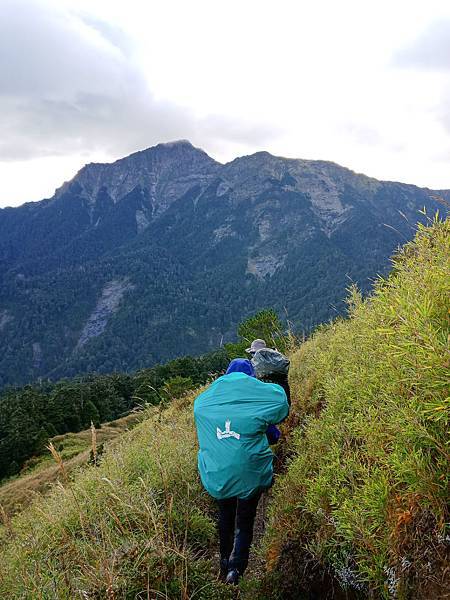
[[245, 339, 267, 353]]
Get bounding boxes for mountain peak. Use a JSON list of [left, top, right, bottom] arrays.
[[156, 139, 194, 148], [56, 140, 219, 206], [0, 140, 445, 389], [134, 139, 214, 161]]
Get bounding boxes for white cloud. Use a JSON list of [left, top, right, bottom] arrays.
[[2, 0, 450, 206], [0, 0, 278, 162], [393, 19, 450, 141], [394, 19, 450, 71]]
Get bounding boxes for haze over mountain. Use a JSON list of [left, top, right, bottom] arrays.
[[0, 140, 445, 387]]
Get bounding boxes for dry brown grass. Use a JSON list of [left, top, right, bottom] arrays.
[[0, 394, 231, 599], [0, 412, 143, 518]]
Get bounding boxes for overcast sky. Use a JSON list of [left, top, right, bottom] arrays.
[[1, 0, 450, 207]]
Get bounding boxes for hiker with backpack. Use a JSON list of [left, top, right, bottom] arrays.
[[246, 339, 291, 405], [245, 339, 291, 445], [193, 358, 289, 584]]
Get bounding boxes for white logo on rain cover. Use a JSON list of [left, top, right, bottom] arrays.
[[216, 419, 240, 440]]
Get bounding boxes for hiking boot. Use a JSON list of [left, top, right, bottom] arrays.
[[225, 569, 240, 585]]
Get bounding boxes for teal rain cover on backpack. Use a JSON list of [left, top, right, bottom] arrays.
[[194, 372, 289, 500]]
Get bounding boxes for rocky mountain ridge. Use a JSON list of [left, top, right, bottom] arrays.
[[0, 141, 446, 387], [55, 140, 219, 215], [52, 141, 383, 235]]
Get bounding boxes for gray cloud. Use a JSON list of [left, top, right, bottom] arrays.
[[393, 19, 450, 136], [393, 19, 450, 71], [342, 122, 406, 153], [344, 123, 383, 146], [0, 0, 279, 161]]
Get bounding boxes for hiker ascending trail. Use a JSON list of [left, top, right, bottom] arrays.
[[194, 358, 289, 585], [246, 339, 291, 405]]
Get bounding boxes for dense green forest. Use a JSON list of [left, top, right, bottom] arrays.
[[0, 308, 283, 482]]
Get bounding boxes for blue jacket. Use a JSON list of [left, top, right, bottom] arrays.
[[194, 372, 289, 499]]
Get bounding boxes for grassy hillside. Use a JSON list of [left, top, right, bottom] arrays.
[[0, 412, 143, 518], [261, 215, 449, 599], [0, 216, 448, 599], [0, 349, 228, 481], [0, 395, 234, 598]]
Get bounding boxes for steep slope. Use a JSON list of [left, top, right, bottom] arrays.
[[261, 217, 449, 599], [0, 141, 445, 386], [0, 395, 227, 599]]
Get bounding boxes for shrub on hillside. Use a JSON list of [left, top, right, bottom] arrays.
[[225, 308, 290, 359]]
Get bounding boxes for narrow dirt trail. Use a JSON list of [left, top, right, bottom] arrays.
[[245, 441, 293, 581], [209, 490, 270, 585], [245, 490, 269, 580]]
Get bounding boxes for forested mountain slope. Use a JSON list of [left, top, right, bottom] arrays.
[[0, 140, 445, 386], [0, 217, 448, 599]]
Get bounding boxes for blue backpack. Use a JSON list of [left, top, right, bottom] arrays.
[[194, 372, 289, 499]]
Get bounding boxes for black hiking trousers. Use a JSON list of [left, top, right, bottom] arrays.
[[217, 491, 262, 575]]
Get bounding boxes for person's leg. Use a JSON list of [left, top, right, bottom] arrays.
[[217, 497, 237, 576], [228, 491, 262, 576]]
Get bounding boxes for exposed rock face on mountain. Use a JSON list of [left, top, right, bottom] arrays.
[[77, 278, 135, 349], [55, 140, 219, 215], [0, 141, 445, 386]]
